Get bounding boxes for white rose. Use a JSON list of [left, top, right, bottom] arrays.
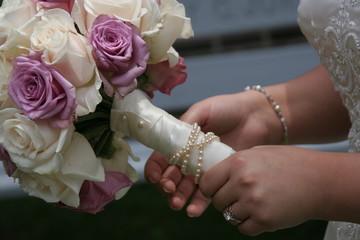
[[1, 109, 106, 207], [28, 9, 94, 87], [14, 170, 84, 207], [0, 108, 70, 174], [0, 107, 106, 176], [22, 9, 102, 116], [0, 0, 36, 63], [72, 0, 162, 35], [16, 132, 106, 207], [139, 0, 163, 37], [15, 158, 106, 207], [0, 0, 37, 46], [145, 0, 194, 66]]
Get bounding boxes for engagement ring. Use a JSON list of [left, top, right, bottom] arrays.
[[223, 205, 243, 225]]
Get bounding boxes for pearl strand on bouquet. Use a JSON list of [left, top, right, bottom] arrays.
[[169, 123, 220, 183], [110, 90, 235, 183]]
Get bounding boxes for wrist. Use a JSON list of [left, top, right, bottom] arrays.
[[244, 85, 288, 145]]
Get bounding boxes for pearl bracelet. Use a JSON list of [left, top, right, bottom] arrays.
[[169, 123, 220, 184], [244, 85, 288, 145]]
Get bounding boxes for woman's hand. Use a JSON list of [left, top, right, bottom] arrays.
[[145, 151, 210, 217], [144, 91, 284, 217], [199, 145, 327, 235]]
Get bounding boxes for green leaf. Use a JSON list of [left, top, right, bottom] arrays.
[[75, 112, 110, 124], [94, 130, 116, 159], [81, 123, 109, 140]]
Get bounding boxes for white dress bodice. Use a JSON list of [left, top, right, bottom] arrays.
[[298, 0, 360, 239]]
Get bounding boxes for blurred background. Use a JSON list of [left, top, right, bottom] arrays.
[[0, 0, 347, 239]]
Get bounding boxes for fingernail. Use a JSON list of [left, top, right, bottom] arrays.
[[162, 187, 171, 193], [170, 205, 180, 211], [187, 206, 197, 218], [148, 177, 156, 184]]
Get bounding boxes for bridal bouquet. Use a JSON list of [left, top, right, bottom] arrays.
[[0, 0, 194, 213]]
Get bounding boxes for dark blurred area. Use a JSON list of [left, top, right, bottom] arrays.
[[0, 184, 327, 240]]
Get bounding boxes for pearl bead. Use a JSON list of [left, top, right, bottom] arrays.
[[138, 121, 145, 128]]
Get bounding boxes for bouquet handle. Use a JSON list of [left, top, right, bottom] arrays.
[[110, 90, 235, 181]]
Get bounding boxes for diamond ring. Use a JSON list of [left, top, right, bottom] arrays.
[[223, 204, 243, 225]]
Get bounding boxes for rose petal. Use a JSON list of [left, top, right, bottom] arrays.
[[61, 132, 105, 182], [76, 171, 133, 214], [141, 57, 187, 97], [31, 0, 75, 13], [0, 144, 17, 177]]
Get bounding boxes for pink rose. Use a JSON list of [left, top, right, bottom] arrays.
[[140, 57, 187, 98], [88, 15, 150, 98], [31, 0, 75, 13], [0, 145, 17, 177], [56, 171, 133, 214], [8, 51, 76, 129]]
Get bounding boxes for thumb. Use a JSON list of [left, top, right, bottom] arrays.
[[179, 102, 208, 127]]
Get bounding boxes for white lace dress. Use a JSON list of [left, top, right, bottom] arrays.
[[298, 0, 360, 239]]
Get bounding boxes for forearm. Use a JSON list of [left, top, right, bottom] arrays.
[[315, 151, 360, 223], [265, 65, 350, 144]]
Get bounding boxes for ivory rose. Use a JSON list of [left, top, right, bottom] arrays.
[[0, 108, 71, 174], [29, 9, 94, 87], [24, 8, 102, 116], [0, 0, 37, 46], [145, 0, 194, 66], [0, 108, 106, 207], [72, 0, 161, 35], [14, 170, 84, 207]]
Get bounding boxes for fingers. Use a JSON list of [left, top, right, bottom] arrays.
[[159, 164, 184, 194], [228, 202, 250, 225], [144, 151, 170, 183], [199, 158, 231, 198], [237, 220, 268, 236], [211, 179, 239, 211], [168, 174, 196, 210], [186, 189, 211, 217], [144, 148, 213, 217], [145, 151, 205, 214], [168, 175, 211, 216], [223, 202, 266, 236], [180, 102, 208, 127]]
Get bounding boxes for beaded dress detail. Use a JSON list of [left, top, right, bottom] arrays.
[[298, 0, 360, 239]]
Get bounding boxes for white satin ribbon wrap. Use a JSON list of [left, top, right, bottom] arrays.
[[111, 90, 235, 176]]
